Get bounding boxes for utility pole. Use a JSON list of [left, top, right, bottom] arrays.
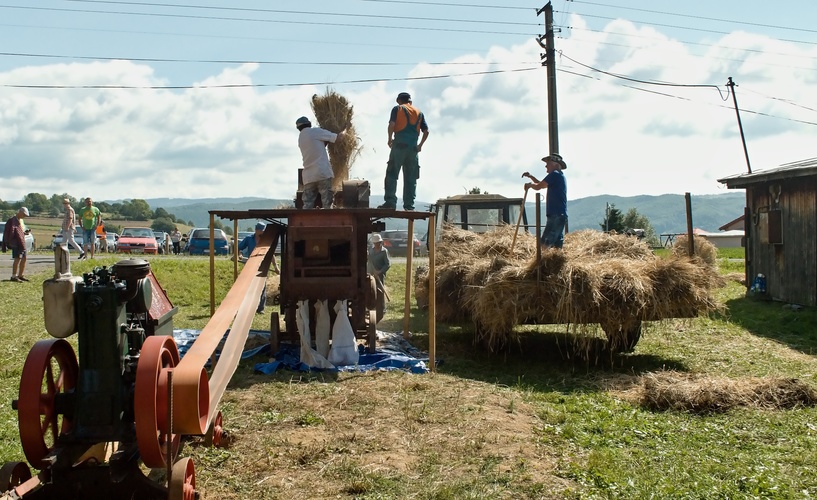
[[726, 77, 752, 174], [537, 2, 559, 155]]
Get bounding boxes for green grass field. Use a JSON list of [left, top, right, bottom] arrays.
[[2, 248, 817, 498]]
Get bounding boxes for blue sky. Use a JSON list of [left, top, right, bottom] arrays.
[[1, 1, 816, 204]]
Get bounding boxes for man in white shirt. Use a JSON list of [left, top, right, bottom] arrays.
[[296, 116, 347, 208]]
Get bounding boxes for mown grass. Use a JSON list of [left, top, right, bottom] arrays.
[[2, 250, 817, 498]]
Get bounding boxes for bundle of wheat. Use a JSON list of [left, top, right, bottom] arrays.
[[638, 371, 817, 413], [416, 226, 724, 352], [310, 90, 363, 194], [671, 234, 719, 268]]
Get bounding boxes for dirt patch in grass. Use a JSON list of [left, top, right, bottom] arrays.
[[191, 371, 575, 498]]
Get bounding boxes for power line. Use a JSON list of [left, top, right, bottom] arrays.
[[0, 5, 537, 36], [358, 0, 532, 10], [65, 0, 540, 27], [0, 66, 540, 89], [0, 50, 534, 66], [568, 0, 817, 35], [559, 10, 817, 46]]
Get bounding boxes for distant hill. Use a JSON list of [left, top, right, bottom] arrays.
[[138, 192, 746, 236]]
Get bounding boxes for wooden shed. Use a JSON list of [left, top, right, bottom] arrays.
[[718, 157, 817, 306]]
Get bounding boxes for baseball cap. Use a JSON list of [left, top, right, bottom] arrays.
[[396, 92, 411, 103], [295, 116, 311, 127], [19, 207, 29, 216], [371, 233, 383, 243], [541, 153, 567, 169], [255, 222, 266, 231]]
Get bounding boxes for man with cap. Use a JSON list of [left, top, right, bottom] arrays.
[[522, 153, 568, 249], [60, 198, 83, 258], [238, 222, 280, 314], [295, 116, 348, 209], [2, 207, 30, 282], [367, 233, 390, 322], [379, 91, 430, 211]]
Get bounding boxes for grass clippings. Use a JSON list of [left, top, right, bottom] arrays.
[[634, 371, 817, 413]]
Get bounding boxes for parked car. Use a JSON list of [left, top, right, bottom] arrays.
[[50, 225, 97, 253], [380, 230, 421, 257], [105, 233, 119, 253], [0, 222, 35, 252], [117, 227, 159, 255], [153, 231, 170, 254], [187, 228, 229, 255]]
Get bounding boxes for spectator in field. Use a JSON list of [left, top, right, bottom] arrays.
[[60, 198, 83, 258], [78, 197, 101, 259], [238, 222, 280, 314], [170, 228, 182, 255], [2, 207, 30, 282], [522, 153, 568, 249], [379, 92, 429, 211], [96, 221, 107, 253], [296, 116, 348, 209]]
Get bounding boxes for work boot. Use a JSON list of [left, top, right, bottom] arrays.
[[377, 203, 396, 210]]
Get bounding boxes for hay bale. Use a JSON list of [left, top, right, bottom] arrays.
[[639, 371, 817, 413], [672, 234, 718, 268], [310, 90, 363, 193], [419, 227, 724, 352]]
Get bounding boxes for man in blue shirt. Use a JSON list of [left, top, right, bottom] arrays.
[[522, 153, 568, 248], [238, 222, 280, 314]]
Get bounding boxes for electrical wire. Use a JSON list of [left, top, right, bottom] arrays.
[[64, 0, 541, 27], [0, 66, 540, 89], [568, 0, 817, 35], [0, 50, 535, 66], [0, 5, 538, 36], [358, 0, 532, 9]]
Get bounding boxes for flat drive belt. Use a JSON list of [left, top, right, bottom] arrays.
[[172, 227, 277, 434]]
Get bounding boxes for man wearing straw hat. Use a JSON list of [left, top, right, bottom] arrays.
[[296, 115, 348, 209], [378, 92, 429, 211], [522, 153, 568, 249], [60, 198, 83, 258]]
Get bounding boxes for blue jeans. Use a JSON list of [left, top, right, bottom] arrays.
[[303, 178, 333, 208], [541, 214, 567, 248], [82, 229, 95, 251], [384, 144, 419, 210]]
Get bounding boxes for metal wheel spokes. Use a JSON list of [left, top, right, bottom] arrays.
[[18, 339, 78, 470], [135, 335, 180, 469], [0, 461, 32, 491], [169, 457, 196, 500]]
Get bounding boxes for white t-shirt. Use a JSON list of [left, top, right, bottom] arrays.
[[298, 127, 337, 184]]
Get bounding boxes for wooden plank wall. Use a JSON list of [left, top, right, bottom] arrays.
[[747, 178, 817, 306]]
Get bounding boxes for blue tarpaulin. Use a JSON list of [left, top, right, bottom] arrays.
[[172, 329, 430, 374]]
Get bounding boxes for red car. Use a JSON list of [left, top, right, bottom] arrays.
[[116, 227, 159, 254]]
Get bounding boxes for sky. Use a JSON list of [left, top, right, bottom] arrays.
[[1, 0, 816, 205]]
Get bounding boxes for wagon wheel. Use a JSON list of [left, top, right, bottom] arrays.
[[168, 457, 196, 500], [204, 410, 227, 448], [602, 320, 642, 353], [135, 335, 181, 469], [0, 461, 31, 492], [269, 312, 280, 355], [365, 275, 377, 311], [18, 339, 78, 470], [367, 309, 378, 354]]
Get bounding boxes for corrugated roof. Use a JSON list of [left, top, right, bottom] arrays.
[[718, 157, 817, 188]]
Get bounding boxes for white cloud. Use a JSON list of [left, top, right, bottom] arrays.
[[0, 18, 815, 206]]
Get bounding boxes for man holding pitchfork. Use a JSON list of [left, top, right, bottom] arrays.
[[521, 153, 568, 249]]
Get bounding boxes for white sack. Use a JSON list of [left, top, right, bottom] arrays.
[[315, 299, 331, 358], [328, 300, 359, 366], [297, 300, 333, 369]]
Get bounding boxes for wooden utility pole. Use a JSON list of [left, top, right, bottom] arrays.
[[726, 77, 752, 174], [537, 2, 559, 155]]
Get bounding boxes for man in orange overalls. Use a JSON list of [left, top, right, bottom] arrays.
[[379, 92, 430, 211]]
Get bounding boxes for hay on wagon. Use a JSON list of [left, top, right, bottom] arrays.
[[416, 225, 724, 351]]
